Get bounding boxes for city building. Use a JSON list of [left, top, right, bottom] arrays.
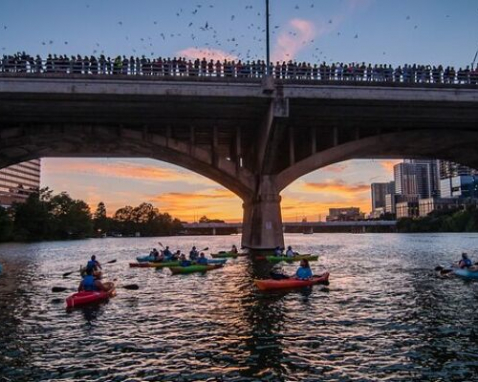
[[0, 159, 41, 207], [419, 198, 460, 217], [440, 175, 478, 198], [327, 207, 365, 222], [404, 159, 440, 198], [439, 160, 478, 179], [371, 181, 395, 211], [394, 162, 418, 195], [396, 201, 419, 219]]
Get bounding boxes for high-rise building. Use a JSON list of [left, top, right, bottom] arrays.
[[438, 160, 477, 179], [0, 159, 41, 207], [371, 181, 394, 211], [405, 159, 440, 198], [394, 162, 417, 195]]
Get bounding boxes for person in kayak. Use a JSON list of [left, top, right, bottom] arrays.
[[230, 245, 238, 254], [274, 246, 284, 256], [179, 254, 192, 267], [150, 248, 160, 260], [163, 246, 173, 260], [189, 246, 199, 261], [458, 252, 473, 269], [86, 255, 102, 273], [295, 259, 313, 280], [285, 246, 295, 257], [196, 252, 208, 265], [78, 268, 111, 292], [171, 250, 181, 261]]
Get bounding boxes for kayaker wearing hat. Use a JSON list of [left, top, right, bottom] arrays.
[[458, 253, 473, 269], [295, 259, 313, 280]]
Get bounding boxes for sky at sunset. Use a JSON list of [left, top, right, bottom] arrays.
[[3, 0, 477, 222]]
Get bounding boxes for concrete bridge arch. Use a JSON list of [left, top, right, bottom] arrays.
[[1, 76, 478, 249]]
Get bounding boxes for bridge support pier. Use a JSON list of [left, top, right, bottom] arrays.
[[241, 177, 284, 250]]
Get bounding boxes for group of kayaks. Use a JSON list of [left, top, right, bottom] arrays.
[[64, 249, 327, 309]]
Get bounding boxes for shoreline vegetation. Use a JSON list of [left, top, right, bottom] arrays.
[[2, 188, 478, 243], [0, 188, 185, 242]]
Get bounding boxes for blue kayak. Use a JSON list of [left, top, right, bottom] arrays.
[[453, 268, 478, 279], [136, 255, 159, 262], [0, 263, 2, 275]]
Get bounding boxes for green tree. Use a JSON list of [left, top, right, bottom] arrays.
[[12, 188, 55, 241], [49, 192, 93, 239], [93, 202, 110, 235]]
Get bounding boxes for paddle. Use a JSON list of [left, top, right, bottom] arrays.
[[52, 283, 139, 293], [62, 259, 117, 278]]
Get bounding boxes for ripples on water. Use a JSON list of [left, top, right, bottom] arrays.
[[1, 233, 478, 381]]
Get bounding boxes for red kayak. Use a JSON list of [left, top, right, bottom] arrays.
[[66, 282, 116, 308], [254, 272, 330, 291]]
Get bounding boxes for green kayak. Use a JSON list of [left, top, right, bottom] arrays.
[[169, 264, 223, 274], [211, 252, 239, 258], [266, 254, 318, 263]]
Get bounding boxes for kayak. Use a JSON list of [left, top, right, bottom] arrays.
[[206, 259, 227, 265], [211, 252, 239, 259], [65, 282, 116, 308], [129, 261, 180, 268], [136, 255, 161, 262], [453, 268, 478, 280], [254, 272, 330, 291], [169, 264, 223, 275], [266, 254, 318, 263]]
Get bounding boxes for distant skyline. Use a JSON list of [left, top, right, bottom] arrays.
[[3, 0, 475, 221]]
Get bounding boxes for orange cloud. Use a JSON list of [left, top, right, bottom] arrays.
[[272, 18, 316, 62], [176, 47, 237, 61], [302, 179, 370, 194], [323, 163, 348, 173], [43, 159, 214, 185], [151, 188, 242, 222], [379, 160, 402, 173], [281, 194, 370, 222]]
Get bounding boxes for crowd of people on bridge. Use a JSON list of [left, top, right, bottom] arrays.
[[1, 52, 478, 85]]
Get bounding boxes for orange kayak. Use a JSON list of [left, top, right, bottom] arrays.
[[254, 272, 330, 291]]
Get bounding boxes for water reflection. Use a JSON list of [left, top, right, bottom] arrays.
[[1, 234, 478, 380]]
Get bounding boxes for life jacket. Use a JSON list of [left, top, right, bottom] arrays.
[[83, 275, 97, 291]]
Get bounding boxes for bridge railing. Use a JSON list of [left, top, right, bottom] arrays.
[[1, 57, 477, 86]]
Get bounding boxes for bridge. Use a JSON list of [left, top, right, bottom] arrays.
[[182, 220, 397, 235], [0, 71, 477, 249]]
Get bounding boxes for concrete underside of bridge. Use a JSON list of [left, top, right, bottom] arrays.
[[1, 76, 478, 249]]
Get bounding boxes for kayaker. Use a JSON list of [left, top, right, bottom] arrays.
[[171, 250, 181, 261], [196, 252, 208, 265], [285, 246, 295, 257], [230, 245, 238, 254], [179, 254, 192, 267], [150, 248, 160, 260], [295, 259, 313, 280], [86, 255, 102, 272], [274, 246, 284, 256], [78, 268, 111, 292], [458, 252, 472, 269], [163, 246, 173, 260], [189, 246, 199, 261]]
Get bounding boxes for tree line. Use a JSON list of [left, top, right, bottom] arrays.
[[397, 207, 478, 233], [0, 188, 184, 242]]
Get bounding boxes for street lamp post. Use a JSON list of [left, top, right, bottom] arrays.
[[266, 0, 270, 75]]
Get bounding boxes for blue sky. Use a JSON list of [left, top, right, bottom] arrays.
[[2, 0, 477, 221]]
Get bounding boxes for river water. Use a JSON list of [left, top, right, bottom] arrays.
[[1, 233, 478, 381]]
